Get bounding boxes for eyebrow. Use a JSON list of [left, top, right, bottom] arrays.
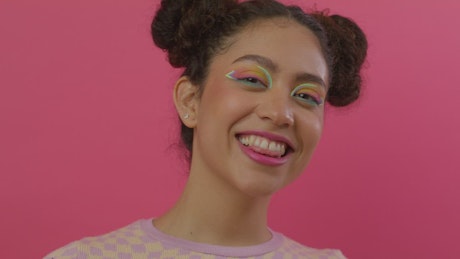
[[231, 54, 327, 89], [294, 73, 327, 90], [232, 54, 279, 73]]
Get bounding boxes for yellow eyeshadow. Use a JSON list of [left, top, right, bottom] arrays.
[[291, 83, 325, 105], [225, 65, 272, 88]]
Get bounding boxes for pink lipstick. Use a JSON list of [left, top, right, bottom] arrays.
[[236, 131, 294, 166], [238, 141, 289, 166]]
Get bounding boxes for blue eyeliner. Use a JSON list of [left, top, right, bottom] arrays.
[[290, 83, 324, 105]]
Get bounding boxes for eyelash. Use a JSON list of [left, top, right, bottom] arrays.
[[290, 84, 324, 106], [226, 71, 268, 89], [291, 92, 323, 106], [226, 66, 271, 88], [239, 77, 267, 88], [226, 70, 324, 107]]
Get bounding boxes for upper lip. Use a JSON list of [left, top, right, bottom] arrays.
[[236, 130, 295, 151]]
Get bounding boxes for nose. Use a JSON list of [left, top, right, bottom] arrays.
[[255, 90, 294, 127]]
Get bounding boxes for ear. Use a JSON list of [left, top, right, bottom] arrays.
[[173, 76, 200, 128]]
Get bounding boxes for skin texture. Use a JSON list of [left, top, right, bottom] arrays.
[[154, 18, 329, 246]]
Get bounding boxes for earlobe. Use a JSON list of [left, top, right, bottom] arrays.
[[173, 76, 199, 128]]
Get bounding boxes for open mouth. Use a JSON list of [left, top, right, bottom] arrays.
[[237, 134, 292, 158]]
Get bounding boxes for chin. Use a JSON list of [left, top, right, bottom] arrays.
[[233, 174, 285, 198]]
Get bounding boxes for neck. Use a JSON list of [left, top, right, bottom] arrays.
[[154, 162, 272, 246]]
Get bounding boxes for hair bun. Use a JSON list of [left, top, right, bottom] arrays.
[[151, 0, 237, 68], [312, 12, 368, 106]]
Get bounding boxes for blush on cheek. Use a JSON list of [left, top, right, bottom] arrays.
[[214, 83, 251, 111], [199, 79, 244, 117], [301, 119, 323, 144]]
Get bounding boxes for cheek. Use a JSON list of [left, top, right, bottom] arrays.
[[198, 81, 251, 120], [311, 117, 324, 137], [298, 112, 324, 146]]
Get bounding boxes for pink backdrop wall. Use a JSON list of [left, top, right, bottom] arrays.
[[1, 0, 459, 258]]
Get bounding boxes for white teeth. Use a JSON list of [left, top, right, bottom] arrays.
[[254, 137, 261, 146], [249, 135, 255, 144], [268, 142, 277, 152], [260, 139, 268, 149], [238, 135, 288, 156]]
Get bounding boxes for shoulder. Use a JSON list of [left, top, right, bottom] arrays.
[[274, 233, 347, 259], [44, 219, 152, 259]]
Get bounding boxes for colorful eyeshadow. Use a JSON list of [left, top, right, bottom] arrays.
[[225, 65, 272, 88], [290, 83, 325, 106]]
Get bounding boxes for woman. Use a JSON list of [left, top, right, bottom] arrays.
[[46, 0, 367, 258]]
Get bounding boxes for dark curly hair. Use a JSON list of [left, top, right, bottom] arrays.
[[151, 0, 368, 154]]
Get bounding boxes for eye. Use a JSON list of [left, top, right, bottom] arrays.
[[225, 65, 272, 89], [226, 71, 268, 89], [290, 84, 324, 107], [229, 74, 267, 88], [293, 92, 322, 106], [238, 76, 267, 88]]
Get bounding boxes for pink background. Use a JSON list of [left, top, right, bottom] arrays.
[[1, 0, 459, 258]]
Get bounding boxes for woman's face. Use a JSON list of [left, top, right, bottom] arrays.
[[190, 18, 328, 197]]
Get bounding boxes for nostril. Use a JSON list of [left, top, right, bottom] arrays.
[[256, 102, 294, 127], [271, 110, 294, 127]]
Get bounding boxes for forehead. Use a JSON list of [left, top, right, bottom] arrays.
[[212, 18, 328, 84]]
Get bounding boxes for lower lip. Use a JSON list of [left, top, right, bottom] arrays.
[[238, 141, 289, 166]]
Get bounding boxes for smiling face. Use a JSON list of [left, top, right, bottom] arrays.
[[184, 18, 328, 197]]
